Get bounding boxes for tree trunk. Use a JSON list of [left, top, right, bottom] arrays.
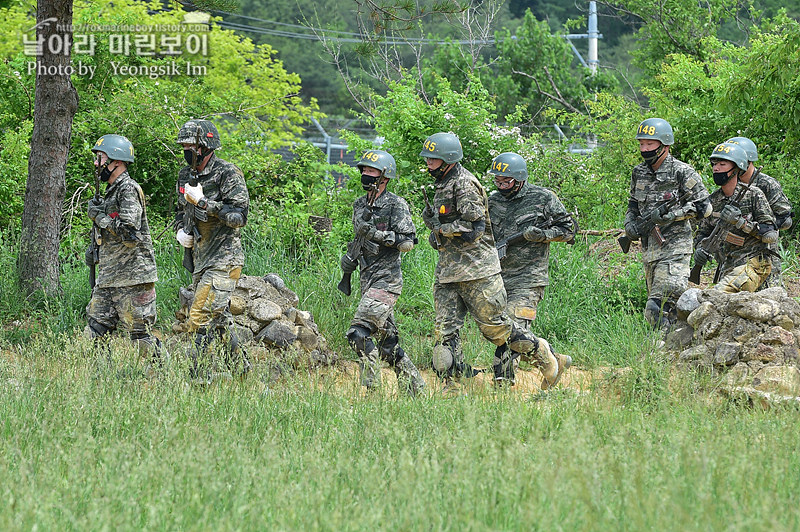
[[19, 0, 79, 296]]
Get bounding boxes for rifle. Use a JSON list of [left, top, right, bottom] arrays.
[[496, 212, 575, 261], [181, 127, 207, 273], [88, 154, 102, 289], [689, 171, 759, 284], [337, 184, 379, 296], [421, 185, 442, 248], [618, 189, 694, 254]]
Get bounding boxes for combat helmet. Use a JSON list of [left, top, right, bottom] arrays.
[[420, 132, 463, 164], [709, 142, 749, 171], [92, 134, 134, 163], [357, 150, 396, 179], [635, 118, 674, 146], [725, 137, 758, 162], [177, 119, 221, 150], [488, 152, 528, 182]]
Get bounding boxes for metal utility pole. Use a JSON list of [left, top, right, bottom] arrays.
[[588, 1, 599, 74]]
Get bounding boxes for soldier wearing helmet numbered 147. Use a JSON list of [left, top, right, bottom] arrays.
[[488, 152, 574, 389], [175, 119, 250, 382], [726, 136, 793, 289], [420, 133, 566, 389], [694, 142, 776, 293], [341, 150, 426, 396], [85, 134, 164, 362], [624, 118, 711, 330]]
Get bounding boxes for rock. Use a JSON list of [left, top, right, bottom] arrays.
[[249, 299, 282, 324], [713, 342, 741, 367], [728, 292, 781, 322], [679, 345, 708, 363], [760, 326, 795, 346], [723, 362, 752, 387], [264, 273, 300, 308], [296, 325, 319, 351], [758, 287, 788, 302], [741, 342, 779, 363], [235, 275, 268, 299], [229, 295, 247, 315], [772, 314, 795, 331], [752, 365, 800, 396], [665, 323, 694, 351], [687, 302, 714, 329], [255, 319, 298, 347], [294, 309, 313, 326], [730, 318, 763, 344], [231, 324, 254, 345], [677, 288, 703, 321]]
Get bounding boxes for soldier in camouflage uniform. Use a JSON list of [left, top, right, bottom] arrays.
[[694, 143, 778, 293], [340, 150, 426, 396], [175, 119, 250, 379], [624, 118, 711, 329], [726, 137, 792, 288], [487, 152, 574, 388], [86, 134, 162, 359], [420, 133, 567, 387]]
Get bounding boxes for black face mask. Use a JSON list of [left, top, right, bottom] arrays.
[[184, 149, 200, 167], [713, 171, 733, 186], [427, 164, 449, 181], [640, 146, 663, 166], [99, 164, 113, 182], [361, 174, 378, 191], [497, 180, 523, 198]]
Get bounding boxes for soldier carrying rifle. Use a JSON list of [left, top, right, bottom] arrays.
[[623, 118, 711, 331], [340, 149, 425, 396], [85, 134, 163, 362]]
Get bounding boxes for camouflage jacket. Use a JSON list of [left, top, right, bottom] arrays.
[[488, 182, 573, 288], [95, 172, 157, 288], [695, 184, 775, 274], [625, 155, 709, 262], [176, 153, 249, 273], [352, 190, 416, 295], [432, 163, 501, 283], [750, 170, 792, 229]]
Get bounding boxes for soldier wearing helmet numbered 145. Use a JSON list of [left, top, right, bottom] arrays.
[[85, 134, 164, 363], [487, 152, 574, 390], [420, 133, 566, 389], [624, 118, 711, 330], [175, 119, 250, 382], [341, 149, 426, 396], [694, 142, 777, 293], [725, 136, 792, 289]]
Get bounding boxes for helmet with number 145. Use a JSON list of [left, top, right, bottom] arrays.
[[419, 132, 463, 164], [635, 118, 674, 146]]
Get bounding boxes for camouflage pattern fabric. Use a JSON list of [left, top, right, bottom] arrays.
[[506, 286, 545, 330], [189, 265, 241, 332], [488, 182, 573, 288], [750, 171, 792, 288], [434, 273, 511, 350], [353, 191, 415, 295], [93, 172, 157, 288], [643, 253, 691, 304], [695, 185, 775, 282], [87, 282, 157, 344], [176, 153, 249, 275], [348, 190, 424, 393], [716, 255, 772, 293], [626, 155, 710, 263], [430, 164, 501, 283]]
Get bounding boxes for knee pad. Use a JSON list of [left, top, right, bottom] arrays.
[[379, 335, 402, 364], [88, 318, 111, 339], [507, 325, 537, 356], [347, 325, 375, 355], [644, 298, 662, 324], [432, 342, 454, 376]]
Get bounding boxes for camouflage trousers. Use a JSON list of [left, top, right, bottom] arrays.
[[86, 282, 158, 351], [759, 243, 782, 289], [506, 285, 545, 368], [717, 255, 772, 294], [643, 253, 690, 306], [188, 265, 241, 332], [348, 287, 425, 394]]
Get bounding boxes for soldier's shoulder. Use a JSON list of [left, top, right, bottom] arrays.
[[756, 172, 783, 189], [385, 191, 409, 208], [212, 157, 244, 178], [670, 157, 700, 176]]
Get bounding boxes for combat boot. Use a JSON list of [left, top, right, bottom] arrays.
[[390, 347, 426, 397], [535, 338, 572, 391], [492, 344, 516, 386]]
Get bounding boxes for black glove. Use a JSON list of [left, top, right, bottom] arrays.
[[422, 207, 440, 232], [428, 231, 440, 250], [87, 197, 104, 221], [624, 219, 641, 239], [720, 204, 744, 227], [340, 253, 357, 274], [693, 247, 713, 265], [356, 222, 378, 241], [460, 220, 485, 243]]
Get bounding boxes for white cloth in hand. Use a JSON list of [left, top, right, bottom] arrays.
[[176, 228, 194, 248]]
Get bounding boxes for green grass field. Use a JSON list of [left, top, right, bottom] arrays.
[[2, 226, 800, 530]]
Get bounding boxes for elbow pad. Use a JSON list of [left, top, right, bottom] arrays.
[[693, 198, 712, 219], [460, 220, 485, 243], [777, 213, 793, 231], [758, 223, 779, 244]]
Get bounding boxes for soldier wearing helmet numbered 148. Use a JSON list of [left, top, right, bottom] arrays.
[[488, 152, 574, 389], [420, 133, 566, 389], [624, 118, 711, 330], [341, 150, 426, 396], [694, 142, 777, 293], [726, 136, 793, 289], [85, 134, 164, 362], [175, 119, 250, 382]]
